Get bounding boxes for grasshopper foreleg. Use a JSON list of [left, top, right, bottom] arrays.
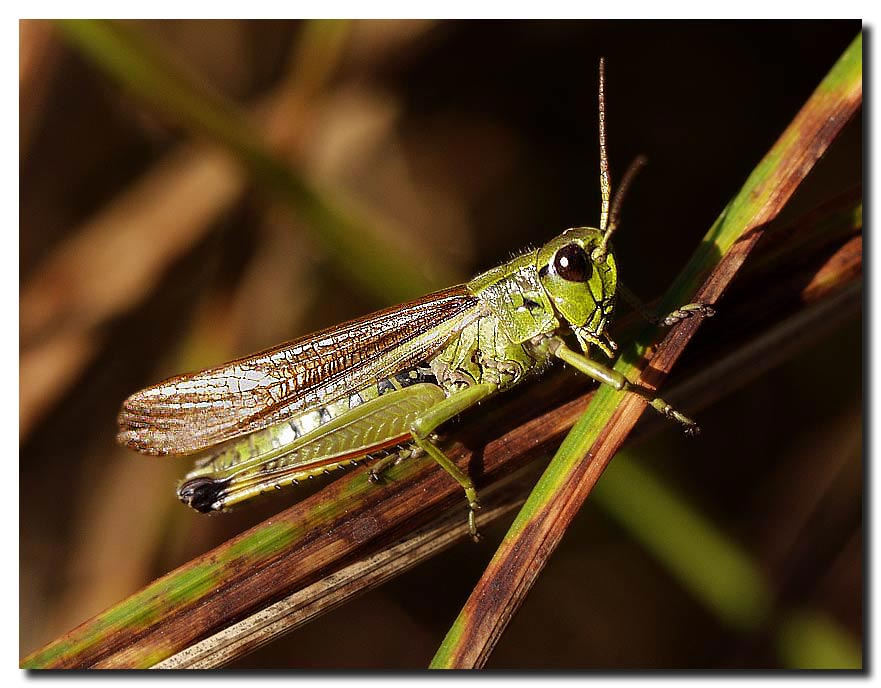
[[549, 338, 700, 435], [618, 282, 715, 327], [410, 382, 497, 541]]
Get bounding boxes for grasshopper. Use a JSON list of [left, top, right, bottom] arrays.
[[117, 60, 713, 539]]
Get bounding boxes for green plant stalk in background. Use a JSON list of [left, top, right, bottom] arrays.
[[595, 451, 773, 632], [778, 610, 862, 669], [595, 453, 861, 668]]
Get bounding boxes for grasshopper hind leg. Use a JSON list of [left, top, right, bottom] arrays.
[[176, 381, 492, 537]]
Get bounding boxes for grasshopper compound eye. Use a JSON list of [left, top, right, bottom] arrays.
[[553, 243, 591, 282]]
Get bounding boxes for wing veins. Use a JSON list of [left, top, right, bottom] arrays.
[[118, 286, 479, 455]]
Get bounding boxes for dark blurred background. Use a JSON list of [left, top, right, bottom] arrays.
[[20, 20, 861, 668]]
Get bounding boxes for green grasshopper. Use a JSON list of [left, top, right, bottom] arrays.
[[117, 60, 713, 539]]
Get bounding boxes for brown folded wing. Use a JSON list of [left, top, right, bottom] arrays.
[[118, 286, 480, 456]]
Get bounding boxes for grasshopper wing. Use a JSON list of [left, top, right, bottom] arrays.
[[117, 286, 480, 456]]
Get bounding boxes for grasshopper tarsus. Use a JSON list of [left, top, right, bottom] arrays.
[[618, 281, 716, 329], [367, 452, 400, 485], [662, 302, 716, 327], [468, 503, 481, 542]]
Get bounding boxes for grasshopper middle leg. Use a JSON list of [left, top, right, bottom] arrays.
[[408, 382, 498, 540]]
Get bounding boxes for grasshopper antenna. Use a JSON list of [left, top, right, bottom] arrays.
[[608, 154, 647, 235], [594, 59, 647, 261], [597, 57, 612, 239]]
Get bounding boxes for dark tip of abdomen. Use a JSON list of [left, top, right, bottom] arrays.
[[178, 477, 228, 513]]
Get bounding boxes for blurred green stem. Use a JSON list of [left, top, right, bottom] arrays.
[[593, 451, 773, 632], [56, 19, 446, 304], [778, 610, 862, 669], [596, 453, 861, 668]]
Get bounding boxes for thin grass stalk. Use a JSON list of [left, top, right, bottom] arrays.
[[430, 33, 862, 669], [153, 476, 530, 668]]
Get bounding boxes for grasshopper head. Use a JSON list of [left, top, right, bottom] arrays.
[[537, 227, 618, 356]]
